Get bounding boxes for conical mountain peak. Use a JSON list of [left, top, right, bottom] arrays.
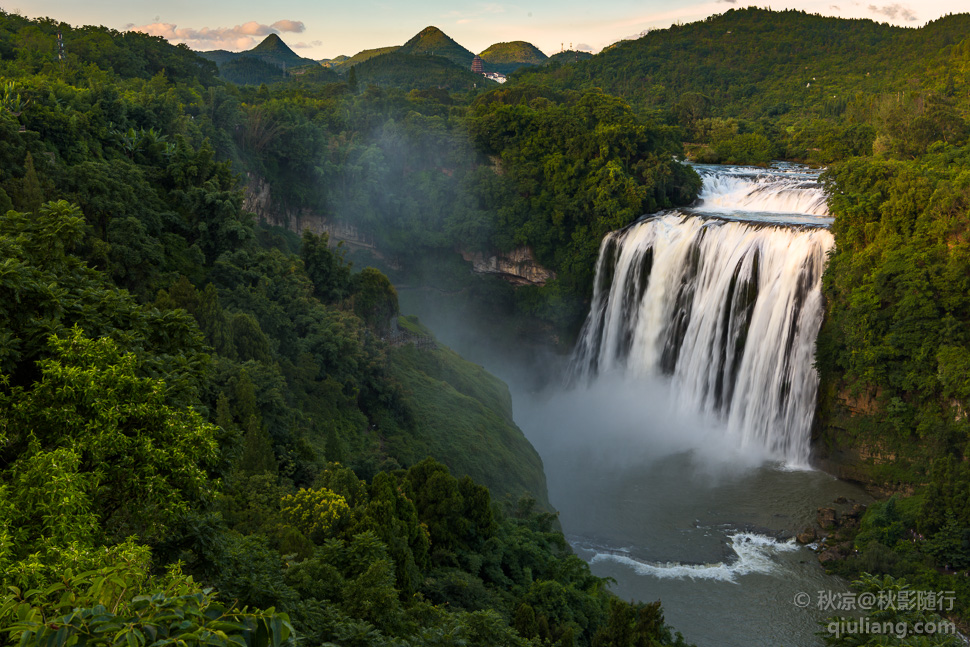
[[398, 25, 474, 67], [252, 33, 293, 54]]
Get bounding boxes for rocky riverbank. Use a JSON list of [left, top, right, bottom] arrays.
[[796, 497, 869, 564]]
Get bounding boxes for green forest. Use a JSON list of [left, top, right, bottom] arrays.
[[2, 4, 970, 646], [0, 9, 693, 647]]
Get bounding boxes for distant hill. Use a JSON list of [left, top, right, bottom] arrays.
[[321, 54, 350, 67], [478, 41, 548, 75], [333, 46, 401, 72], [249, 33, 317, 67], [199, 33, 319, 84], [353, 51, 494, 90], [515, 8, 970, 119], [546, 50, 593, 66], [218, 56, 287, 85], [397, 26, 475, 68]]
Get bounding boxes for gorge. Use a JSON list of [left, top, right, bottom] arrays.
[[508, 164, 872, 647]]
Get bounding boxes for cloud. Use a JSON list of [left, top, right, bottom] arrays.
[[717, 0, 737, 3], [867, 3, 917, 20], [291, 40, 322, 49], [830, 4, 841, 9], [128, 19, 307, 51], [271, 20, 305, 33], [575, 43, 594, 52]]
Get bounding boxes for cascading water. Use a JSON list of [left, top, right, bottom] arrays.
[[491, 163, 873, 646], [692, 163, 831, 219], [570, 164, 834, 466]]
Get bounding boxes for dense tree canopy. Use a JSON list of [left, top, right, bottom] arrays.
[[0, 11, 693, 646]]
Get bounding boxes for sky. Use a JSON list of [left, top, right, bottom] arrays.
[[2, 0, 967, 60]]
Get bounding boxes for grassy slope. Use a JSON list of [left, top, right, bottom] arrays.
[[385, 319, 549, 508]]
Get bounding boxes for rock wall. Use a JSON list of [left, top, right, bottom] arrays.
[[244, 174, 555, 284], [812, 383, 915, 496], [243, 172, 378, 253], [459, 247, 556, 286]]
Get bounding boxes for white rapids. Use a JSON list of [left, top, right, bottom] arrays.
[[694, 164, 830, 218], [585, 532, 800, 582]]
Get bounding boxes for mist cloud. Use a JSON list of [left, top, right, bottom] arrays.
[[128, 19, 307, 51], [516, 374, 773, 480]]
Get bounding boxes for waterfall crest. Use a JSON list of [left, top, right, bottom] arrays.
[[570, 165, 833, 466], [694, 165, 830, 217]]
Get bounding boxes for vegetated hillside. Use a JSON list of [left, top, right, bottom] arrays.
[[0, 11, 695, 647], [218, 56, 287, 84], [351, 51, 492, 89], [202, 33, 318, 68], [808, 142, 970, 627], [331, 45, 401, 71], [283, 63, 341, 85], [201, 33, 320, 83], [513, 9, 970, 165], [397, 25, 475, 68], [248, 33, 316, 66], [0, 11, 217, 83], [467, 85, 700, 326], [385, 319, 548, 503], [517, 9, 911, 115], [546, 49, 593, 66], [321, 54, 349, 66], [479, 40, 548, 74]]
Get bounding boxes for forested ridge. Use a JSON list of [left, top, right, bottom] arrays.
[[477, 42, 548, 75], [517, 8, 970, 166], [0, 9, 692, 647]]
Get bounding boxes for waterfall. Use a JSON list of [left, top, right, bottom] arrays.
[[570, 165, 833, 466], [694, 164, 830, 217]]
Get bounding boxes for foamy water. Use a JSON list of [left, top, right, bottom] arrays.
[[586, 532, 799, 582]]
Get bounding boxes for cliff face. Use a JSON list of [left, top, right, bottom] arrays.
[[244, 173, 555, 285], [459, 247, 556, 286], [244, 172, 384, 256], [813, 383, 909, 495]]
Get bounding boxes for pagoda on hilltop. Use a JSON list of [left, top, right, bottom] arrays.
[[471, 55, 484, 72]]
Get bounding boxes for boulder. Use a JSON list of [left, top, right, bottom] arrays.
[[817, 507, 838, 530], [818, 549, 841, 564], [796, 527, 817, 544]]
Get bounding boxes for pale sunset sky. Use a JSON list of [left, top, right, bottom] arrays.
[[2, 0, 966, 60]]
